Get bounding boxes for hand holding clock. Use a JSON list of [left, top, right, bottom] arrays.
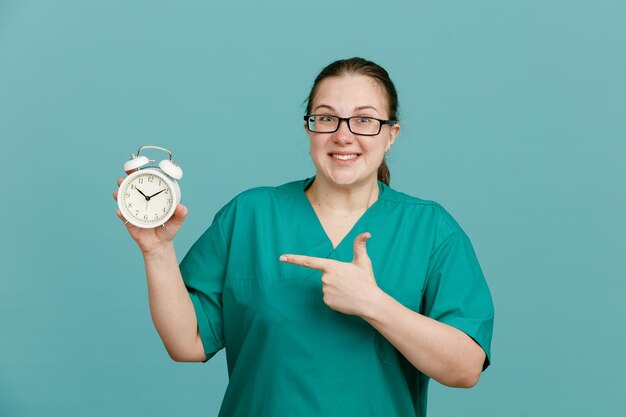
[[113, 176, 188, 255]]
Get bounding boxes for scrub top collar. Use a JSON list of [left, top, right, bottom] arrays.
[[302, 174, 387, 200], [301, 174, 387, 255]]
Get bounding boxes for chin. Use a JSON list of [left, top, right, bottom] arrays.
[[326, 172, 367, 187]]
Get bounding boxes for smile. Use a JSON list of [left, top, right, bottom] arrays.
[[330, 154, 359, 160]]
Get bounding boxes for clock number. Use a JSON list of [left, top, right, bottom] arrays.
[[138, 178, 144, 184], [124, 192, 130, 198], [165, 189, 169, 194], [130, 184, 135, 190], [148, 176, 154, 183], [158, 180, 162, 186], [135, 210, 139, 216], [167, 198, 172, 204], [143, 214, 148, 220], [128, 202, 133, 208], [154, 214, 159, 219], [162, 207, 166, 213]]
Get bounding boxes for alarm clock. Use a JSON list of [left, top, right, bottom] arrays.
[[117, 145, 183, 228]]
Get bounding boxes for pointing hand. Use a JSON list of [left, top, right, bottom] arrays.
[[279, 232, 381, 317]]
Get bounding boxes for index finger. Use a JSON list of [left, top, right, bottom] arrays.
[[279, 254, 336, 271]]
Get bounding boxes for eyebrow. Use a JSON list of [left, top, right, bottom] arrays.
[[313, 104, 381, 115]]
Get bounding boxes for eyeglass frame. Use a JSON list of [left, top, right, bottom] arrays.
[[303, 114, 397, 136]]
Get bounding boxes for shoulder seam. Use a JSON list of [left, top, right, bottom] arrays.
[[435, 203, 459, 233], [422, 228, 462, 294], [214, 210, 228, 248]]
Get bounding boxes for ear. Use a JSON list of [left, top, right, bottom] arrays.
[[387, 122, 400, 148]]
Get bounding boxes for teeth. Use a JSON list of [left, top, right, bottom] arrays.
[[331, 154, 358, 160]]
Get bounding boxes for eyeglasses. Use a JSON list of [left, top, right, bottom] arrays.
[[304, 114, 397, 136]]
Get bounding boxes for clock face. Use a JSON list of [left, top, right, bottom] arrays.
[[119, 171, 175, 227]]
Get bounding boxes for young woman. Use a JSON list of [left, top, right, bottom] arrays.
[[114, 57, 494, 417]]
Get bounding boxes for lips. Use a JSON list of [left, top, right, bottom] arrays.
[[328, 153, 360, 163], [328, 152, 361, 156]]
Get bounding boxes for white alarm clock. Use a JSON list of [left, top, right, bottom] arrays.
[[117, 145, 183, 228]]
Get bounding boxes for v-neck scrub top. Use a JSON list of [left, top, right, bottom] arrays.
[[179, 175, 494, 417]]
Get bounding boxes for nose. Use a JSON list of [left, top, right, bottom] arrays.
[[333, 118, 353, 144]]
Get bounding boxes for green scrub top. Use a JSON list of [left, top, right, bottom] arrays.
[[179, 175, 494, 417]]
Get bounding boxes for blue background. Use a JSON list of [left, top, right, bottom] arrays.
[[1, 1, 624, 415]]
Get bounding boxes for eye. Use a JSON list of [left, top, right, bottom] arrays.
[[354, 116, 374, 124], [319, 115, 336, 123]]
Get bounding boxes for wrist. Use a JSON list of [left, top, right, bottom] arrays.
[[360, 287, 389, 323], [142, 241, 175, 261]]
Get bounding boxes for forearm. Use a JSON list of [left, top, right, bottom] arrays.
[[143, 243, 203, 361], [361, 289, 485, 388]]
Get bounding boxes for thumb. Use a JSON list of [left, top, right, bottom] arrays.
[[166, 204, 188, 230], [352, 232, 372, 265]]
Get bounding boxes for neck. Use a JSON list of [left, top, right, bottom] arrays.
[[306, 174, 379, 215]]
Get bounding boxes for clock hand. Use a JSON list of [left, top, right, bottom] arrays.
[[135, 187, 149, 200], [148, 189, 166, 198]]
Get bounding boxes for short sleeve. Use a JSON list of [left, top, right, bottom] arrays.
[[422, 219, 495, 371], [179, 212, 228, 363]]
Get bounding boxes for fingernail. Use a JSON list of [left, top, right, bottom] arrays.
[[279, 255, 287, 261]]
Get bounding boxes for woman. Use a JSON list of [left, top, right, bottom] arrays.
[[114, 57, 494, 417]]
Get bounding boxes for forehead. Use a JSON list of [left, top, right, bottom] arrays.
[[311, 74, 387, 113]]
